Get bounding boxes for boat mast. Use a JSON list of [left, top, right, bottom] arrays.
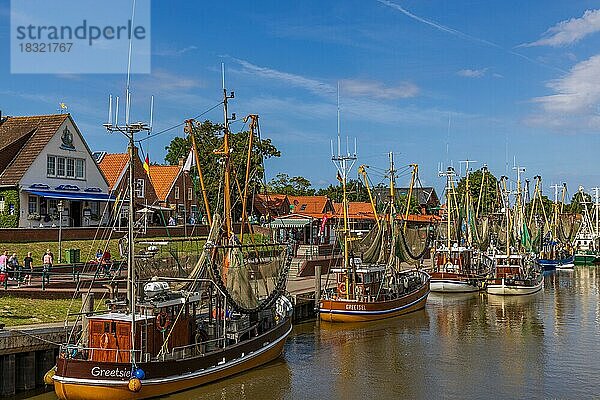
[[216, 64, 235, 238], [331, 83, 356, 300], [593, 187, 600, 237], [403, 164, 418, 232], [184, 119, 212, 226], [460, 160, 477, 245], [550, 183, 560, 240], [439, 166, 456, 251]]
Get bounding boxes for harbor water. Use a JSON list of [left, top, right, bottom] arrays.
[[29, 267, 600, 400]]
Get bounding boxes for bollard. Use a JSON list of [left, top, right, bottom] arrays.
[[314, 265, 321, 310], [41, 272, 45, 290]]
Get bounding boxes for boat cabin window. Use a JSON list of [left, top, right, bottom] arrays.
[[356, 274, 363, 284]]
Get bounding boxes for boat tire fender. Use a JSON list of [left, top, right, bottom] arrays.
[[100, 333, 110, 349], [338, 282, 347, 295], [156, 311, 171, 332]]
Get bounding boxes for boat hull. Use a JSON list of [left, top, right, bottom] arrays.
[[53, 320, 292, 400], [486, 276, 544, 296], [574, 253, 599, 265], [537, 256, 574, 271], [429, 272, 480, 293], [319, 275, 430, 323]]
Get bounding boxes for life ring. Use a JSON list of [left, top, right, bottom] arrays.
[[155, 312, 171, 331], [100, 333, 110, 349], [338, 282, 347, 295]]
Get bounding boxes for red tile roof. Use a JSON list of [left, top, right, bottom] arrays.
[[148, 165, 181, 201], [98, 153, 129, 190], [288, 195, 332, 217], [333, 202, 377, 220], [0, 114, 69, 185]]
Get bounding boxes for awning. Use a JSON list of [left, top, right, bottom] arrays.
[[269, 217, 313, 228], [25, 189, 115, 202]]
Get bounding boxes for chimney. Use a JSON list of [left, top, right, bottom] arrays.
[[178, 157, 185, 167]]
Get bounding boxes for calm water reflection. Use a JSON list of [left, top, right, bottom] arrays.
[[30, 267, 600, 399]]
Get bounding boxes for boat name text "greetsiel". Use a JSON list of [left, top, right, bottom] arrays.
[[345, 304, 367, 311], [90, 367, 131, 378]]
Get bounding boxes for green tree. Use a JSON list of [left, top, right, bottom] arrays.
[[268, 173, 315, 196], [567, 190, 591, 214], [456, 168, 499, 215], [164, 120, 280, 216], [526, 194, 553, 223], [315, 179, 370, 203]]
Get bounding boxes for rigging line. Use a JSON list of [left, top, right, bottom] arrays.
[[138, 101, 223, 142]]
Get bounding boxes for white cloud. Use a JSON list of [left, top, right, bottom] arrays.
[[340, 79, 419, 99], [522, 9, 600, 47], [228, 57, 419, 100], [457, 68, 488, 78], [153, 45, 198, 57], [229, 57, 334, 96], [527, 54, 600, 130]]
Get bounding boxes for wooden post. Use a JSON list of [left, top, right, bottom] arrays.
[[314, 265, 321, 310], [0, 354, 15, 396], [15, 352, 35, 391], [81, 293, 94, 347]]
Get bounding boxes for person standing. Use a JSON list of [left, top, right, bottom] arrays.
[[9, 253, 21, 285], [43, 249, 53, 285], [0, 251, 7, 272], [23, 252, 33, 286]]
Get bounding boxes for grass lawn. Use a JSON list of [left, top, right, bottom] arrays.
[[0, 296, 82, 327]]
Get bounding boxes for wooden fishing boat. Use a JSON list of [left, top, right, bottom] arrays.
[[319, 152, 430, 323], [486, 254, 543, 295], [430, 166, 493, 293], [51, 81, 294, 399]]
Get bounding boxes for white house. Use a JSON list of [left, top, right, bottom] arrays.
[[0, 113, 112, 228]]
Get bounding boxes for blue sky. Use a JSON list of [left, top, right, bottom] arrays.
[[2, 0, 600, 199]]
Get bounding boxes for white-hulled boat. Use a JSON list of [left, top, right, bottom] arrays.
[[486, 254, 543, 295]]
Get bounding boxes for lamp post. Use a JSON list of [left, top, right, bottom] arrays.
[[58, 200, 64, 263]]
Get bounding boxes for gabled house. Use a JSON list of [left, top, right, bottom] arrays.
[[287, 195, 335, 218], [97, 147, 158, 222], [252, 193, 290, 222], [149, 162, 197, 224], [0, 113, 112, 228]]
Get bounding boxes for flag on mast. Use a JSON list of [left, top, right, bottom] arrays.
[[143, 154, 150, 176], [183, 149, 195, 172]]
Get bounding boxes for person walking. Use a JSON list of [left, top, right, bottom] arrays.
[[0, 251, 7, 284], [23, 252, 33, 286], [43, 249, 53, 285], [9, 253, 21, 285]]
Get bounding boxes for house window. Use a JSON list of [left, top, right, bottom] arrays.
[[135, 179, 145, 198], [174, 186, 180, 200], [178, 204, 185, 214], [57, 157, 66, 177], [28, 196, 38, 214], [47, 155, 85, 179], [66, 158, 75, 178], [0, 196, 4, 214], [48, 199, 57, 215], [188, 188, 193, 200], [47, 156, 56, 176], [75, 159, 85, 179], [90, 201, 99, 217]]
